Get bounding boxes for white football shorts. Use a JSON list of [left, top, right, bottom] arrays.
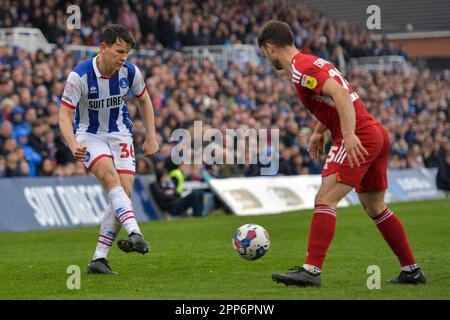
[[75, 132, 136, 174]]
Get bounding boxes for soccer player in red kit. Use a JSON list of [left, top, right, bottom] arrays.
[[258, 20, 426, 286]]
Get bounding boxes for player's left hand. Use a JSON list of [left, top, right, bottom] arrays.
[[308, 132, 326, 160], [343, 133, 369, 168], [143, 137, 159, 157]]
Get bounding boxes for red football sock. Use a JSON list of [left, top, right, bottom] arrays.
[[304, 204, 337, 269], [373, 208, 416, 267]]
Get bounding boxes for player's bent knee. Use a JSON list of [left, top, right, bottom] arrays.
[[360, 201, 369, 212], [97, 169, 120, 188], [314, 194, 338, 208], [363, 203, 386, 218]]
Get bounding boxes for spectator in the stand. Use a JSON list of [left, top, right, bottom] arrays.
[[0, 120, 13, 150], [39, 158, 56, 176], [139, 5, 158, 40], [164, 156, 185, 194], [206, 147, 243, 178], [41, 127, 58, 160], [15, 129, 42, 176], [16, 159, 30, 177], [311, 36, 331, 61], [389, 154, 407, 169], [423, 142, 442, 168], [0, 98, 14, 122], [0, 155, 5, 177], [290, 154, 305, 175], [157, 8, 174, 48], [277, 147, 294, 176], [28, 120, 46, 156], [10, 106, 30, 137], [237, 151, 261, 177], [392, 139, 409, 159], [150, 168, 205, 218], [436, 151, 450, 197], [2, 137, 16, 156], [117, 3, 140, 35], [4, 152, 19, 177], [136, 154, 154, 175], [406, 144, 424, 169]]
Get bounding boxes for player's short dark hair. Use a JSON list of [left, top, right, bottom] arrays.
[[100, 24, 135, 48], [257, 20, 294, 48]]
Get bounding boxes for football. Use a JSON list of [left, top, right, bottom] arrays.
[[232, 224, 270, 260]]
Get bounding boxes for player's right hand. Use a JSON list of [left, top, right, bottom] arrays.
[[343, 133, 369, 167], [70, 143, 88, 162], [143, 137, 159, 157], [308, 132, 326, 160]]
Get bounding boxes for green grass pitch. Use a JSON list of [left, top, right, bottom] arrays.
[[0, 199, 449, 300]]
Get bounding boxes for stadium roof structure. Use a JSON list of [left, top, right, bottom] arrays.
[[297, 0, 450, 34]]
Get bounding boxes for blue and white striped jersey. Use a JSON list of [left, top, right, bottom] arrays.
[[61, 55, 146, 135]]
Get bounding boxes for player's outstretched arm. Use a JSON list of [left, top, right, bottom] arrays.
[[137, 89, 159, 157], [58, 105, 86, 161], [322, 78, 368, 167]]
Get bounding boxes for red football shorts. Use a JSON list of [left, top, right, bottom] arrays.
[[322, 123, 390, 193]]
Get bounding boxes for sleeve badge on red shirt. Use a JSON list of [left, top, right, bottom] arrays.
[[301, 75, 317, 89]]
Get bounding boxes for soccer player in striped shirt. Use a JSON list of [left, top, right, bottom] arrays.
[[59, 25, 159, 274], [257, 20, 425, 286]]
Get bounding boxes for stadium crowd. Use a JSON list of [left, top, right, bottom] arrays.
[[0, 0, 408, 59], [0, 0, 449, 183]]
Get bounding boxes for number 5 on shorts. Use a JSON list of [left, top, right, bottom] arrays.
[[325, 146, 339, 164]]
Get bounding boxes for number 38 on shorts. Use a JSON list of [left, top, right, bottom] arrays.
[[76, 132, 136, 174]]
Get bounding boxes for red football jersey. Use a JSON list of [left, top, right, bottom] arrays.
[[291, 52, 377, 141]]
